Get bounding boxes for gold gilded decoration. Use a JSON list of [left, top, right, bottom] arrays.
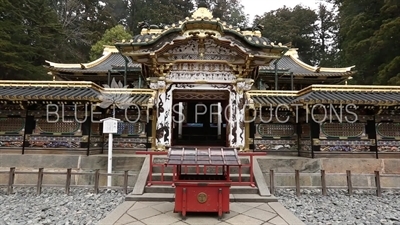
[[192, 7, 213, 20], [197, 192, 208, 204], [241, 30, 262, 37], [183, 29, 221, 38], [141, 29, 163, 35]]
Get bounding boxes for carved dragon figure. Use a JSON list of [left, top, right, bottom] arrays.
[[240, 24, 265, 32], [138, 21, 166, 29]]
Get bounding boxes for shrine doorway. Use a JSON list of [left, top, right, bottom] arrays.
[[171, 90, 230, 146]]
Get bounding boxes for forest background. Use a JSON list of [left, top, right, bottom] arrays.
[[0, 0, 399, 85]]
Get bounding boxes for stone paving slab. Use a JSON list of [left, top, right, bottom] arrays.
[[98, 201, 305, 225]]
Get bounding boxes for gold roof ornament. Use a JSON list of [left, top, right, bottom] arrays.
[[192, 7, 213, 20]]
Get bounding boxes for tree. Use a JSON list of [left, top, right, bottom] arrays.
[[0, 0, 64, 80], [332, 0, 400, 85], [373, 0, 400, 85], [49, 0, 121, 62], [315, 3, 339, 67], [128, 0, 195, 34], [195, 0, 248, 27], [89, 25, 132, 61], [256, 5, 318, 64]]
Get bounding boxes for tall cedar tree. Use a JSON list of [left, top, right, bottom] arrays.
[[256, 5, 318, 65], [332, 0, 400, 85], [128, 0, 195, 35], [196, 0, 249, 27], [373, 0, 400, 85], [0, 0, 64, 80], [337, 0, 384, 84], [315, 3, 339, 67], [195, 0, 248, 27], [50, 0, 120, 62]]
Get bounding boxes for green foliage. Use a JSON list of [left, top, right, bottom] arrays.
[[0, 0, 64, 80], [335, 0, 400, 85], [315, 3, 339, 67], [256, 5, 318, 64], [89, 25, 132, 61], [195, 0, 248, 27], [372, 1, 400, 85], [128, 0, 195, 34], [1, 0, 398, 85], [49, 0, 124, 62]]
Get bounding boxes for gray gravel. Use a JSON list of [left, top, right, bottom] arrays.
[[2, 187, 400, 225], [0, 187, 124, 225], [276, 189, 400, 225]]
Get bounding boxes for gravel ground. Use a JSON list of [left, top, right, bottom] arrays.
[[276, 189, 400, 225], [2, 188, 400, 225], [0, 187, 124, 225]]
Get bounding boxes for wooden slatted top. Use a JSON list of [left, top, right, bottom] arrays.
[[166, 147, 241, 166]]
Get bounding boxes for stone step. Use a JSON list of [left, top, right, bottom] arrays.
[[153, 157, 250, 163], [126, 193, 277, 203], [150, 173, 251, 182], [144, 185, 259, 194], [151, 165, 251, 174]]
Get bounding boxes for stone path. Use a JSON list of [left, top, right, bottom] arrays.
[[98, 201, 305, 225]]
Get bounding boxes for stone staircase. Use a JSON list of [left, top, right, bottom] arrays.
[[126, 155, 277, 202]]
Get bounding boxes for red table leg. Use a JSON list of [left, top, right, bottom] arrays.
[[182, 188, 187, 220], [218, 188, 222, 220]]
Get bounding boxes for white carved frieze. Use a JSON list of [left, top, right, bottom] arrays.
[[167, 71, 236, 83], [166, 39, 199, 60], [149, 82, 159, 90], [172, 63, 231, 72], [203, 39, 238, 61], [164, 38, 240, 62], [157, 80, 166, 89], [236, 79, 254, 93], [167, 62, 237, 83], [149, 78, 167, 91]]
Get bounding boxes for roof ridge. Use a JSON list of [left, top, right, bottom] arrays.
[[45, 50, 113, 69]]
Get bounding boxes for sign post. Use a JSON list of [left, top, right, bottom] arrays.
[[101, 117, 120, 188]]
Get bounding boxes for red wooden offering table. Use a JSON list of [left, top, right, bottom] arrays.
[[166, 147, 241, 220]]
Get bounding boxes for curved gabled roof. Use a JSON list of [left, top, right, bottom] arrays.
[[127, 22, 273, 49], [45, 46, 141, 74], [259, 48, 355, 77], [248, 85, 400, 106], [115, 6, 287, 52], [0, 80, 155, 107]]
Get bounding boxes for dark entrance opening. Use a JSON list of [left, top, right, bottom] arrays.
[[171, 91, 229, 146]]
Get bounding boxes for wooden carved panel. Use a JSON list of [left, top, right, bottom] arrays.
[[173, 91, 229, 100], [165, 38, 238, 61]]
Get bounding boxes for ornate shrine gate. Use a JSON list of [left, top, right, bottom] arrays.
[[116, 6, 287, 150], [149, 63, 253, 149]]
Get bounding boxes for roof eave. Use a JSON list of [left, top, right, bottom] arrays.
[[45, 49, 116, 70]]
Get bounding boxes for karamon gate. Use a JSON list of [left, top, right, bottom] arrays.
[[116, 6, 287, 151], [3, 4, 400, 158]]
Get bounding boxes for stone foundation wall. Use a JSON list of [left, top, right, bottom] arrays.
[[0, 155, 145, 188], [2, 155, 399, 190], [258, 157, 400, 189]]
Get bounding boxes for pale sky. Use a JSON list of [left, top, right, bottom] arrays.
[[241, 0, 322, 23]]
